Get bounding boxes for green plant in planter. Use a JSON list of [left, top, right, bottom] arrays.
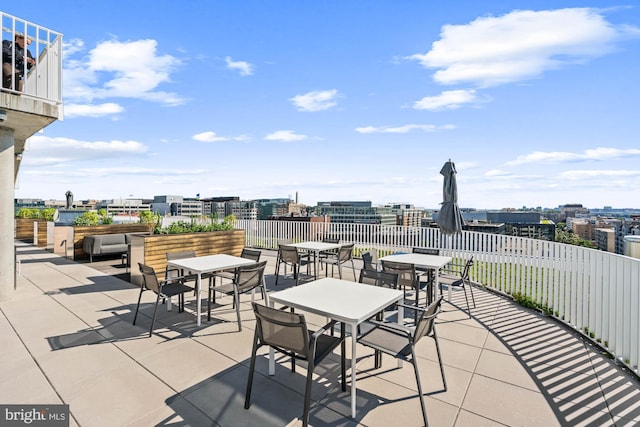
[[17, 207, 42, 218], [41, 208, 56, 221], [97, 209, 113, 224], [155, 217, 234, 234], [74, 211, 101, 226]]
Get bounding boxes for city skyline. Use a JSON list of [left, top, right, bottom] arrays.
[[8, 1, 640, 209]]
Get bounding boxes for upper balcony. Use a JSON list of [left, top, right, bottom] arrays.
[[1, 11, 63, 177]]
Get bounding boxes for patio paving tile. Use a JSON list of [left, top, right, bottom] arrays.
[[3, 242, 639, 427]]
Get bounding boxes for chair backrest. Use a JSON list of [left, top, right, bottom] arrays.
[[359, 268, 398, 289], [241, 248, 262, 262], [277, 238, 293, 246], [460, 257, 474, 280], [381, 260, 418, 290], [166, 250, 196, 261], [414, 296, 443, 343], [361, 250, 376, 271], [322, 238, 340, 244], [279, 245, 299, 264], [337, 243, 354, 262], [412, 247, 439, 256], [139, 263, 160, 294], [235, 261, 267, 293], [252, 302, 309, 356]]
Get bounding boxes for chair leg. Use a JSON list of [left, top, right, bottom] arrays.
[[433, 329, 447, 391], [350, 259, 357, 281], [275, 260, 281, 286], [207, 287, 212, 321], [303, 363, 314, 427], [149, 294, 161, 337], [132, 284, 145, 325], [462, 286, 471, 318], [244, 334, 259, 409], [411, 349, 429, 427], [468, 281, 476, 307], [234, 288, 242, 332]]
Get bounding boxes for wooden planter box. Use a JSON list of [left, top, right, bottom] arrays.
[[15, 218, 49, 247], [129, 229, 245, 285], [73, 223, 153, 260]]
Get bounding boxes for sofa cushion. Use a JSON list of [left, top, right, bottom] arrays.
[[94, 234, 127, 246]]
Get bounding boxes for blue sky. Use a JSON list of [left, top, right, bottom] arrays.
[[8, 1, 640, 209]]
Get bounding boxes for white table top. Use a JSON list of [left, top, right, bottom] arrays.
[[380, 253, 452, 269], [166, 254, 255, 274], [290, 241, 342, 252], [269, 278, 403, 324]]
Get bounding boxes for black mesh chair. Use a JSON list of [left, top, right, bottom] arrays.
[[165, 250, 197, 281], [357, 268, 400, 332], [318, 238, 340, 268], [245, 302, 346, 427], [438, 257, 475, 317], [359, 268, 398, 290], [320, 243, 356, 281], [275, 245, 310, 286], [412, 247, 440, 303], [211, 247, 262, 291], [358, 296, 446, 427], [134, 263, 194, 337], [381, 259, 422, 321], [361, 249, 379, 271], [207, 261, 267, 331]]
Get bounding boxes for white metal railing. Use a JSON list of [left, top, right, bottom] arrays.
[[238, 219, 640, 374], [2, 11, 63, 106]]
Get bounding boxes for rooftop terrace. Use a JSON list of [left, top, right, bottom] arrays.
[[3, 242, 640, 426]]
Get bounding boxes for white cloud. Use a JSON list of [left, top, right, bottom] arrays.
[[508, 147, 640, 165], [408, 8, 636, 87], [355, 124, 455, 133], [64, 103, 124, 118], [290, 90, 338, 112], [64, 39, 184, 106], [63, 38, 85, 57], [413, 89, 477, 110], [192, 131, 251, 142], [485, 169, 511, 177], [224, 56, 254, 76], [193, 131, 229, 142], [559, 169, 640, 180], [22, 135, 148, 166], [264, 130, 308, 142]]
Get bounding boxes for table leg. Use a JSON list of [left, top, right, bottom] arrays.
[[268, 298, 276, 375], [350, 321, 357, 418], [196, 273, 202, 327]]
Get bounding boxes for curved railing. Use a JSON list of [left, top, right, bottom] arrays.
[[238, 219, 640, 374]]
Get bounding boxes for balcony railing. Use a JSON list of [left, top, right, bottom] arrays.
[[238, 219, 640, 375], [2, 11, 63, 106]]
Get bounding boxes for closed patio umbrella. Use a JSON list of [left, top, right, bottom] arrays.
[[437, 160, 464, 234]]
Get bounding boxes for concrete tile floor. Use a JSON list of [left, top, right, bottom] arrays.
[[2, 242, 639, 426]]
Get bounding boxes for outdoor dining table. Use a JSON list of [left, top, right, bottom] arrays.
[[166, 254, 256, 326], [268, 277, 404, 418], [379, 253, 453, 302], [289, 241, 342, 279]]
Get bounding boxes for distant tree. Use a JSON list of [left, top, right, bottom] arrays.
[[555, 230, 595, 248]]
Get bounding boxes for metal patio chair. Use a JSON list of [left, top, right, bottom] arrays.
[[438, 257, 475, 317], [207, 260, 267, 331], [320, 243, 357, 281], [358, 296, 446, 427], [245, 302, 346, 427], [133, 263, 194, 337]]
